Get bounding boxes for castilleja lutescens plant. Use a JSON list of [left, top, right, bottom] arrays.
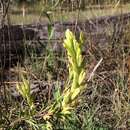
[[43, 29, 86, 128], [16, 29, 86, 129]]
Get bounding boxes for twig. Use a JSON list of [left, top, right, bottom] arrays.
[[87, 58, 103, 82]]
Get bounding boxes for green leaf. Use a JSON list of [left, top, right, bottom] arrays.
[[47, 24, 54, 40], [79, 31, 84, 45]]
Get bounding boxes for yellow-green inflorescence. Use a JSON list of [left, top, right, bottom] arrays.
[[16, 29, 86, 130], [61, 29, 86, 115], [44, 29, 86, 121], [17, 75, 34, 110]]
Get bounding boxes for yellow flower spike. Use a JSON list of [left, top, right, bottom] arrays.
[[65, 29, 74, 42], [65, 30, 77, 58], [16, 75, 35, 110], [64, 44, 76, 61], [64, 32, 73, 49], [63, 29, 85, 109], [41, 29, 86, 127]]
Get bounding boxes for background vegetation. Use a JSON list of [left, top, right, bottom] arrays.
[[0, 0, 130, 130]]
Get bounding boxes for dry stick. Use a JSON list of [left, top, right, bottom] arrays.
[[74, 0, 81, 33], [87, 58, 103, 82]]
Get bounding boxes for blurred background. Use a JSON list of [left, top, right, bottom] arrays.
[[5, 0, 130, 24]]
